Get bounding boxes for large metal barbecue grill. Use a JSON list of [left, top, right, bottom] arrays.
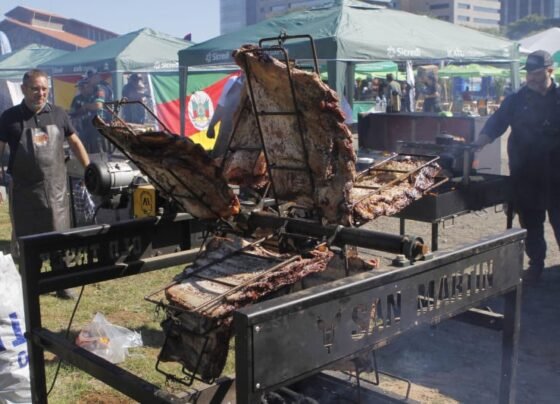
[[359, 114, 512, 251], [20, 221, 524, 403], [21, 37, 524, 403]]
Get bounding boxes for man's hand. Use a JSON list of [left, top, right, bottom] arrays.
[[207, 126, 215, 139]]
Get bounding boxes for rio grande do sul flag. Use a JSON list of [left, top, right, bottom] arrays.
[[150, 72, 237, 150]]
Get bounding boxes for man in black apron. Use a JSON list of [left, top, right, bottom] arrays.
[[0, 69, 90, 299]]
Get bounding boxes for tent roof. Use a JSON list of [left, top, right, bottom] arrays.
[[0, 44, 68, 79], [439, 63, 509, 78], [40, 27, 193, 74], [519, 27, 560, 55], [179, 0, 516, 69]]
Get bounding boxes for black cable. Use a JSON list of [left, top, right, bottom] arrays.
[[46, 284, 85, 397], [47, 205, 98, 396]]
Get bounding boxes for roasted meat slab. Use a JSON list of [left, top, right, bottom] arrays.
[[161, 236, 334, 381], [220, 93, 270, 189], [92, 116, 240, 220], [225, 45, 357, 225], [351, 157, 440, 223]]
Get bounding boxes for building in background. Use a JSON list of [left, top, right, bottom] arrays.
[[501, 0, 560, 25], [220, 0, 395, 34], [0, 6, 117, 51], [398, 0, 501, 29]]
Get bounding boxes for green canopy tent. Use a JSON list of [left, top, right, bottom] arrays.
[[178, 0, 518, 134], [0, 44, 69, 111], [320, 61, 398, 80], [40, 28, 193, 108], [439, 64, 510, 78], [0, 43, 68, 80]]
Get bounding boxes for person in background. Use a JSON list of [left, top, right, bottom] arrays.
[[87, 69, 113, 110], [384, 73, 402, 113], [82, 70, 114, 153], [207, 73, 245, 158], [0, 69, 90, 299], [69, 78, 90, 135], [475, 50, 560, 282], [371, 78, 381, 99], [360, 76, 373, 100], [422, 72, 442, 113], [122, 73, 148, 124], [68, 78, 94, 142], [462, 86, 473, 102], [400, 81, 411, 112]]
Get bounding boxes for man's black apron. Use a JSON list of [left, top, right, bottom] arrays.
[[10, 108, 70, 238]]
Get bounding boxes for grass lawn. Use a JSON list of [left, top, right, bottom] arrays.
[[0, 202, 233, 403]]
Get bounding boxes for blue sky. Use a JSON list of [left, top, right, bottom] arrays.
[[1, 0, 220, 42]]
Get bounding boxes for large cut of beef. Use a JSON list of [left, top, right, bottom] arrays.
[[161, 236, 333, 381], [92, 116, 240, 220], [351, 157, 441, 224], [160, 236, 376, 381], [220, 93, 269, 189], [223, 45, 357, 225], [223, 46, 440, 225]]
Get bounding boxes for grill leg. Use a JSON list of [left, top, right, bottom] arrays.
[[499, 285, 521, 404], [431, 222, 439, 251]]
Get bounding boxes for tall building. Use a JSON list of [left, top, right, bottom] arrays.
[[501, 0, 560, 25], [220, 0, 394, 34], [398, 0, 501, 29]]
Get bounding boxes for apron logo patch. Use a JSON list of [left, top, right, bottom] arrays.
[[33, 131, 49, 146]]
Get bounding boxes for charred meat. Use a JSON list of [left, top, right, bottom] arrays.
[[92, 116, 240, 220]]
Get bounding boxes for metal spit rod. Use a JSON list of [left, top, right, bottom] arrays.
[[248, 212, 429, 260]]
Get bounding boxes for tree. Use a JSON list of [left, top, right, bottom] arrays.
[[504, 14, 556, 40]]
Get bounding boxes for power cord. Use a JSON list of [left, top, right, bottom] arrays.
[[46, 284, 85, 397], [47, 206, 101, 396]]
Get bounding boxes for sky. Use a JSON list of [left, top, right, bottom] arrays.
[[1, 0, 221, 43]]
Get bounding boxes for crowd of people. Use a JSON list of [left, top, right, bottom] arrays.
[[354, 73, 425, 113]]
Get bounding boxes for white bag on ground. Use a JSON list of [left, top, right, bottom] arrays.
[[0, 253, 31, 404], [76, 313, 143, 364]]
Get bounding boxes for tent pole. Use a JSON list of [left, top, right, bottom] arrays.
[[113, 71, 123, 100], [179, 66, 187, 136], [510, 43, 520, 91], [346, 62, 354, 109]]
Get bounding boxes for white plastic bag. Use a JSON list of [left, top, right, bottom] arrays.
[[0, 253, 31, 404], [75, 313, 143, 364]]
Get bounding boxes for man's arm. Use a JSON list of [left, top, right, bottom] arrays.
[[67, 134, 90, 168], [207, 106, 225, 139], [474, 94, 515, 149]]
